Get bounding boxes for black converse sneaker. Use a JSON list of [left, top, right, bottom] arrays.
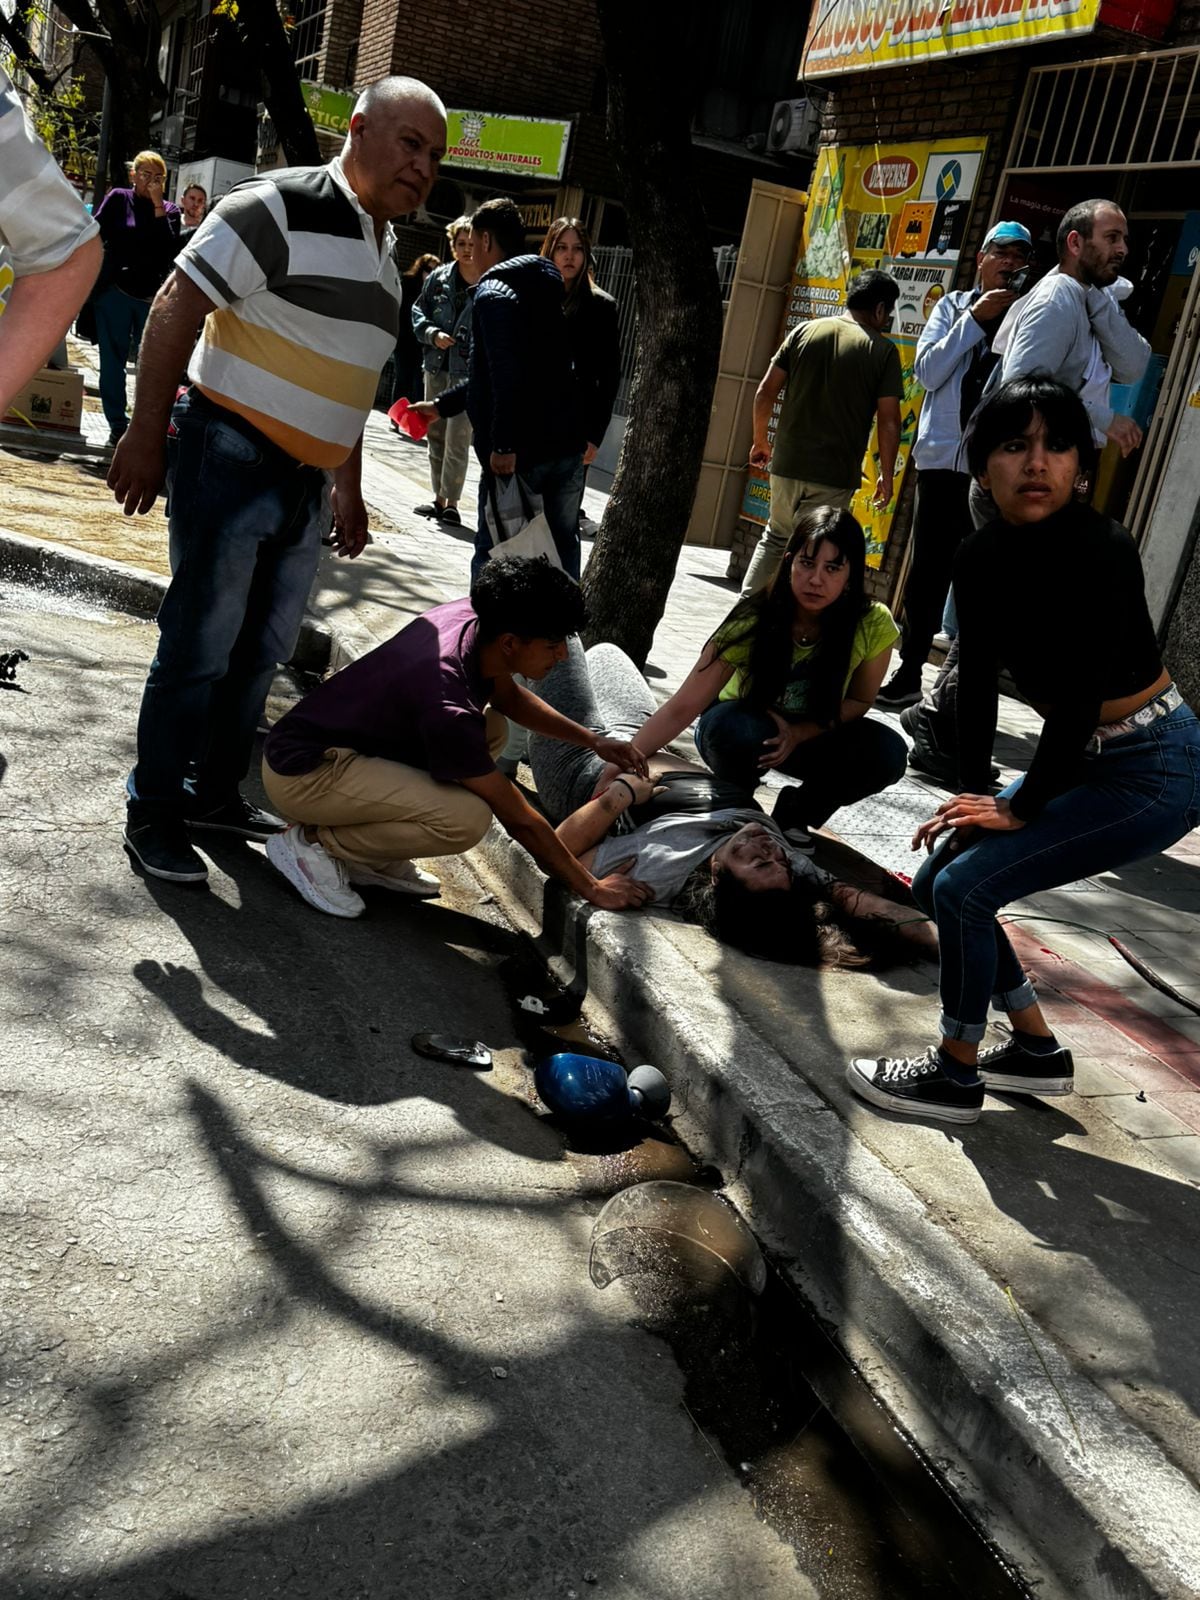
[[977, 1038, 1074, 1096], [846, 1047, 984, 1124], [186, 794, 285, 841]]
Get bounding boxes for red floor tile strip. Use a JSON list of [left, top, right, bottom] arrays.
[[1007, 927, 1200, 1092]]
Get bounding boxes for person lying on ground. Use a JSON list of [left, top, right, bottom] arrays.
[[588, 507, 907, 850], [847, 377, 1200, 1125], [529, 638, 936, 965], [260, 555, 652, 920]]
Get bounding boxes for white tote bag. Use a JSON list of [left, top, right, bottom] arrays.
[[484, 475, 562, 568]]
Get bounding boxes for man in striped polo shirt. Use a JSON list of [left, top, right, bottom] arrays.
[[109, 76, 446, 884]]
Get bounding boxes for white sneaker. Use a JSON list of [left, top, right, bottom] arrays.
[[265, 825, 365, 918], [346, 859, 441, 899]]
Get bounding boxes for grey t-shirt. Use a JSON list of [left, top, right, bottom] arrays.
[[591, 808, 829, 906]]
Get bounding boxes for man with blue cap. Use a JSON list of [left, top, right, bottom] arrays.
[[877, 220, 1033, 709]]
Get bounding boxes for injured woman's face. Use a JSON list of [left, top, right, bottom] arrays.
[[711, 823, 791, 892]]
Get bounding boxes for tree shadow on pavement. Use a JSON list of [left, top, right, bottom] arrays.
[[0, 1079, 785, 1600], [956, 1095, 1200, 1458], [129, 838, 562, 1163]]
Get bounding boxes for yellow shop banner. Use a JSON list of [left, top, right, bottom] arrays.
[[801, 0, 1102, 80]]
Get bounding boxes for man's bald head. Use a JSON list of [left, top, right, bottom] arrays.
[[342, 76, 447, 226], [352, 76, 445, 123]]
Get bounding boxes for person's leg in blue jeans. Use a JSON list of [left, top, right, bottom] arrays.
[[94, 287, 143, 438], [852, 710, 1200, 1121], [522, 453, 585, 580], [774, 717, 907, 826], [131, 395, 328, 819], [697, 705, 906, 825], [695, 701, 774, 795], [472, 465, 495, 583]]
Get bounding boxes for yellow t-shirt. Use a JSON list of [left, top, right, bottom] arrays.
[[713, 601, 899, 718]]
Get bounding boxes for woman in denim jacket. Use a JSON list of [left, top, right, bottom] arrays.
[[410, 215, 478, 525]]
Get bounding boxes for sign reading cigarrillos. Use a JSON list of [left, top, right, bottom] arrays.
[[802, 0, 1103, 78]]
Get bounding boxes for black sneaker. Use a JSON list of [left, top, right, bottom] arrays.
[[187, 794, 285, 842], [771, 787, 816, 851], [876, 675, 923, 709], [124, 809, 208, 883], [978, 1038, 1074, 1096], [846, 1047, 984, 1124]]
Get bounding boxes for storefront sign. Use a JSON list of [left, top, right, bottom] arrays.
[[300, 87, 572, 182], [743, 137, 987, 567], [801, 0, 1102, 80], [445, 111, 572, 182], [302, 82, 354, 135]]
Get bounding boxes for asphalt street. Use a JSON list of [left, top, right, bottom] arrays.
[[0, 588, 811, 1600]]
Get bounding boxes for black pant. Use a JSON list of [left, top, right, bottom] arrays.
[[894, 469, 971, 686]]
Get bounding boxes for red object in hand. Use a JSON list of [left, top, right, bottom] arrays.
[[387, 396, 430, 441]]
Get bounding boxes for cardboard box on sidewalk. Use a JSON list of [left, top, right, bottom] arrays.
[[3, 366, 85, 432]]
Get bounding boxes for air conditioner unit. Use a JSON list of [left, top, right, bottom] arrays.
[[160, 114, 186, 153], [766, 96, 824, 158]]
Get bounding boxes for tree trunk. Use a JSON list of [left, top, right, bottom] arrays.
[[230, 0, 321, 168], [55, 0, 165, 187], [582, 0, 723, 668]]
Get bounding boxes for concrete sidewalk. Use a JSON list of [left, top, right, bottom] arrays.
[[5, 398, 1200, 1597]]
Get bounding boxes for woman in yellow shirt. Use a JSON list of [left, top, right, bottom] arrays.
[[594, 508, 906, 848]]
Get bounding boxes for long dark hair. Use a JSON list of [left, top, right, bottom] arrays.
[[540, 215, 597, 316], [965, 376, 1097, 484], [712, 507, 870, 728], [675, 855, 908, 968]]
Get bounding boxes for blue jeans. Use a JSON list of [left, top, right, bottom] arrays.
[[472, 453, 586, 582], [695, 702, 907, 827], [912, 703, 1200, 1042], [130, 390, 331, 812], [94, 285, 151, 435]]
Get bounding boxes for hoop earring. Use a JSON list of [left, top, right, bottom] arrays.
[[1073, 475, 1089, 498]]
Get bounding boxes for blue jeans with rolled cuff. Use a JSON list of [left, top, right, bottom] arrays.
[[912, 703, 1200, 1043], [694, 702, 907, 828], [129, 388, 331, 813], [472, 452, 586, 583]]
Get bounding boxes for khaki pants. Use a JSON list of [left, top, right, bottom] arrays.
[[740, 475, 856, 597], [262, 709, 508, 868], [424, 368, 474, 504]]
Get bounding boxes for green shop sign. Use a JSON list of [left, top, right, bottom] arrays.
[[301, 86, 572, 182], [444, 110, 571, 182]]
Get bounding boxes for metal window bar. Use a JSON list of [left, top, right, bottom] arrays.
[[290, 0, 330, 79], [1007, 45, 1200, 173], [591, 244, 739, 417]]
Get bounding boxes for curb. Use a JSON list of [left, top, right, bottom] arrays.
[[466, 826, 1200, 1600], [0, 527, 332, 675], [8, 527, 1200, 1598]]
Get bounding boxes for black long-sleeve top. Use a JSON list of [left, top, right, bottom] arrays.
[[954, 501, 1163, 819], [566, 283, 621, 449]]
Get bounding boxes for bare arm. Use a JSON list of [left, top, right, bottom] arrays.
[[461, 770, 653, 910], [107, 269, 217, 516], [843, 643, 893, 718], [749, 365, 787, 469], [633, 645, 735, 759], [554, 776, 639, 856], [873, 396, 901, 509], [0, 234, 102, 416]]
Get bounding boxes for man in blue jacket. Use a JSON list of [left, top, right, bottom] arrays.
[[418, 196, 585, 580], [876, 221, 1032, 709]]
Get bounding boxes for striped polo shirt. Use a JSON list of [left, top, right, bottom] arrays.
[[177, 157, 400, 469], [0, 65, 98, 292]]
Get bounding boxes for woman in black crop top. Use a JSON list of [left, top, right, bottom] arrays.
[[848, 378, 1200, 1125]]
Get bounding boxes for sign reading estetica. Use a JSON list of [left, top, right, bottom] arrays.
[[801, 0, 1102, 78], [300, 87, 572, 183]]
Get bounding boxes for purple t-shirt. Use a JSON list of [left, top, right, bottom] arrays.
[[265, 597, 496, 783]]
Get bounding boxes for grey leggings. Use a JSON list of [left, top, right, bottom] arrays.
[[528, 641, 655, 822]]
